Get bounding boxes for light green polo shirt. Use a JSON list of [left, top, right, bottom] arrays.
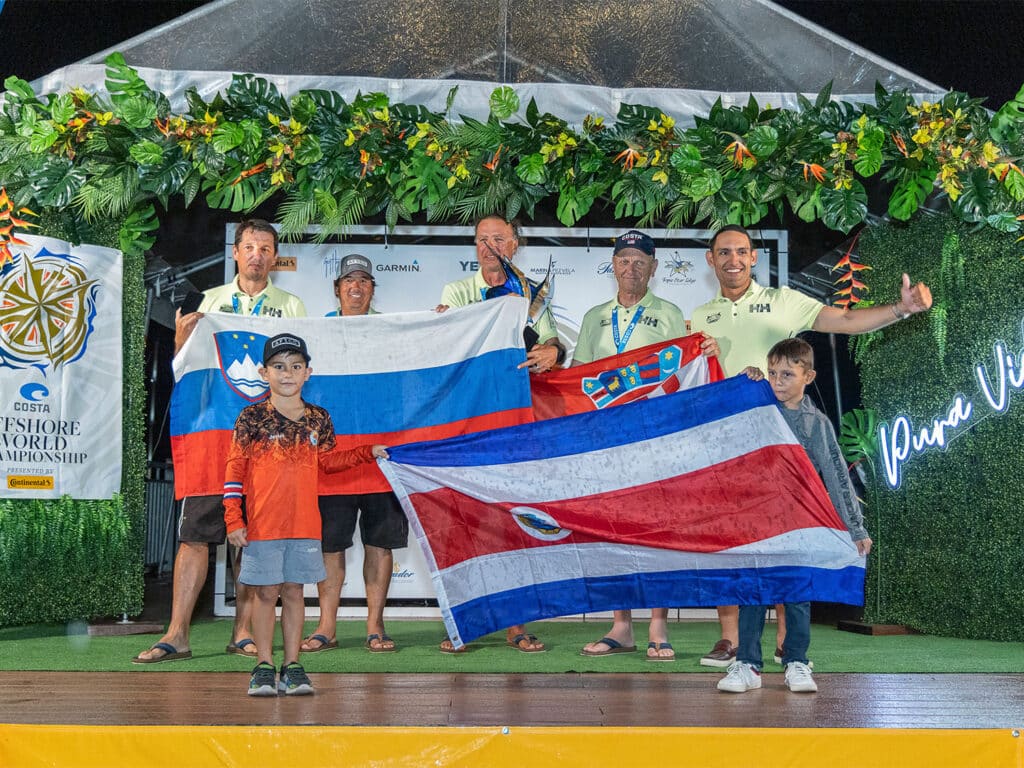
[[440, 270, 559, 343], [199, 275, 307, 318], [573, 290, 686, 364], [690, 280, 823, 375]]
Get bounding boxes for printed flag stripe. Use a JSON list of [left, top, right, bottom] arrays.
[[393, 445, 841, 569], [434, 531, 861, 609], [387, 403, 796, 501], [445, 565, 866, 645], [389, 373, 771, 467]]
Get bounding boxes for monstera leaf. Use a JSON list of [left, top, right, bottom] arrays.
[[839, 408, 879, 481]]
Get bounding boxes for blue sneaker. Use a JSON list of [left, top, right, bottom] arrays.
[[247, 662, 277, 697], [278, 662, 314, 696]]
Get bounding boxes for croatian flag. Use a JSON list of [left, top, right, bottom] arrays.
[[380, 375, 865, 648], [170, 298, 534, 499], [531, 335, 724, 420]]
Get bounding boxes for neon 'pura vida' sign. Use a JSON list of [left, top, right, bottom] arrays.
[[879, 321, 1024, 489]]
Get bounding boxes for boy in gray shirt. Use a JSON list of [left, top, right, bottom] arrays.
[[718, 337, 872, 694]]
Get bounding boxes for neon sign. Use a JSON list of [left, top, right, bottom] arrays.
[[879, 329, 1024, 489]]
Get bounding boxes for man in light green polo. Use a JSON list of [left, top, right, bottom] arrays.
[[690, 223, 933, 669], [576, 229, 717, 662], [135, 218, 305, 665], [437, 214, 565, 374]]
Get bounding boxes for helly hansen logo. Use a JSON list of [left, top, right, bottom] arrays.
[[600, 316, 661, 328], [749, 303, 772, 313]]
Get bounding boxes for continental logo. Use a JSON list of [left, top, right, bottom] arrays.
[[272, 256, 297, 271], [8, 475, 55, 490]]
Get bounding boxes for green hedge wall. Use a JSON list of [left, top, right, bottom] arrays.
[[0, 216, 145, 626], [857, 212, 1024, 640]]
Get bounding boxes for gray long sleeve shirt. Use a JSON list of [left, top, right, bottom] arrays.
[[779, 395, 869, 541]]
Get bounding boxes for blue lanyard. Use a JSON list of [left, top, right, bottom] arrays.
[[231, 293, 267, 316], [612, 304, 645, 354]]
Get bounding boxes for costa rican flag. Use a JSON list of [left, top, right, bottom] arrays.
[[530, 335, 724, 420], [170, 298, 534, 499], [380, 375, 865, 649]]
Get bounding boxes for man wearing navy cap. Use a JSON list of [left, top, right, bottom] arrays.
[[576, 229, 718, 661]]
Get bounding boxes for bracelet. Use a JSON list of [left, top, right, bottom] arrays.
[[891, 303, 909, 321], [554, 344, 567, 366]]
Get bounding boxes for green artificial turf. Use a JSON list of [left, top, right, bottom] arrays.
[[1, 619, 1022, 673]]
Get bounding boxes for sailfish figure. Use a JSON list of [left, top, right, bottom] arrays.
[[483, 255, 553, 350]]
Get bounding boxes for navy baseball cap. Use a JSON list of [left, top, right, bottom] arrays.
[[263, 333, 310, 364], [613, 230, 656, 257]]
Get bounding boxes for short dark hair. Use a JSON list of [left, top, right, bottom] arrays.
[[234, 218, 279, 251], [475, 214, 525, 247], [767, 337, 815, 371], [708, 224, 752, 253]]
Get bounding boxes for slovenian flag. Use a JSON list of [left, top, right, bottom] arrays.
[[170, 298, 534, 499], [380, 375, 865, 648], [531, 334, 724, 420]]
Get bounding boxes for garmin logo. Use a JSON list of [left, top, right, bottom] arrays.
[[377, 262, 421, 273]]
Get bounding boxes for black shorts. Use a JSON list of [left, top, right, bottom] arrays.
[[318, 492, 409, 552], [177, 494, 226, 544]]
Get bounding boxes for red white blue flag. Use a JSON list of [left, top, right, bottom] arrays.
[[170, 298, 534, 498], [380, 375, 865, 648], [530, 334, 724, 420]]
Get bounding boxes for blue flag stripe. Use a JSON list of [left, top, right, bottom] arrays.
[[170, 347, 531, 436], [445, 565, 865, 645], [390, 375, 776, 467]]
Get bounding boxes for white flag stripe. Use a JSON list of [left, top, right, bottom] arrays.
[[434, 528, 861, 608], [389, 403, 797, 502], [173, 296, 528, 379]]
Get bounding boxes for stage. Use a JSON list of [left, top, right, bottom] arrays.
[[2, 671, 1021, 766]]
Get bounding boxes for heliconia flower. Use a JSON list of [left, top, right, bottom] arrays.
[[830, 253, 870, 273], [892, 133, 908, 157], [801, 162, 826, 184], [230, 162, 267, 186], [483, 144, 504, 172], [725, 139, 754, 168], [614, 146, 640, 171]]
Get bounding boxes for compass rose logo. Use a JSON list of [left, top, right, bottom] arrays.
[[0, 249, 99, 371]]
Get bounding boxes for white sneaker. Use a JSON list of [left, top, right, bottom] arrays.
[[784, 661, 818, 692], [717, 661, 762, 693]]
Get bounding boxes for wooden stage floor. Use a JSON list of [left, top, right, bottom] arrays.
[[3, 671, 1023, 728]]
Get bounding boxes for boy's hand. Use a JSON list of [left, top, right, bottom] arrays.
[[740, 366, 764, 381], [227, 528, 248, 548], [698, 333, 720, 359], [372, 445, 389, 460], [855, 537, 873, 556]]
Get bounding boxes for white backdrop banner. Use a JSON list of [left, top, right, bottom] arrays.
[[228, 230, 775, 356], [1, 235, 123, 499]]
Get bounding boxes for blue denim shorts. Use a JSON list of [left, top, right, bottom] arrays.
[[238, 539, 326, 586]]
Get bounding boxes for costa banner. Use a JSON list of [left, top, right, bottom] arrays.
[[0, 235, 123, 499]]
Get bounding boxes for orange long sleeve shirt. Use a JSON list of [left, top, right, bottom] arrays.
[[223, 399, 375, 541]]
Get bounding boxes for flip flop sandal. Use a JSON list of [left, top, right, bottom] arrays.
[[132, 642, 192, 664], [580, 637, 637, 657], [366, 633, 397, 653], [646, 641, 676, 662], [507, 632, 546, 653], [300, 633, 338, 653], [225, 638, 258, 657]]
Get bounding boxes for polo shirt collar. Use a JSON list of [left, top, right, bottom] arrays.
[[231, 274, 275, 299], [712, 279, 761, 303], [614, 289, 655, 311]]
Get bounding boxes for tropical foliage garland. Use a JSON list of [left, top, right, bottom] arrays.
[[1, 54, 1024, 261]]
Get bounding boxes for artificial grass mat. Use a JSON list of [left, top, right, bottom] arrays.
[[1, 619, 1022, 673]]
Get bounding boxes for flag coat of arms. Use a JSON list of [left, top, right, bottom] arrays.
[[531, 334, 724, 420], [380, 375, 865, 648], [170, 298, 534, 499]]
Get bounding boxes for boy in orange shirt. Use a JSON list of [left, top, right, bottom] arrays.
[[224, 333, 387, 696]]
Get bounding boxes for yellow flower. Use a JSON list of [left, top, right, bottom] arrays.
[[270, 169, 286, 186], [266, 112, 280, 127], [982, 141, 1000, 164], [950, 145, 963, 159], [911, 128, 932, 145], [344, 129, 356, 147], [652, 169, 669, 185], [371, 107, 390, 122]]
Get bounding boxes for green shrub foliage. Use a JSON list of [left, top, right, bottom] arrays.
[[857, 212, 1024, 640]]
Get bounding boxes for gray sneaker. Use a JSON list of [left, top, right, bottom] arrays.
[[784, 661, 818, 692], [717, 661, 762, 693], [247, 662, 277, 697], [278, 662, 314, 696]]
